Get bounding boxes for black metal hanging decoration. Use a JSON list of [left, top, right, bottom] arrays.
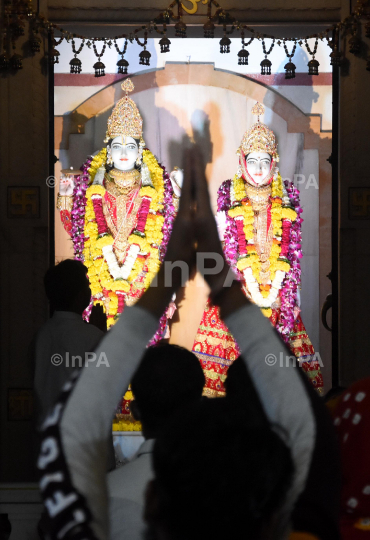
[[0, 31, 9, 70], [329, 34, 343, 67], [137, 32, 151, 66], [283, 39, 297, 79], [305, 38, 319, 75], [260, 38, 275, 75], [115, 38, 129, 74], [29, 21, 41, 54], [203, 1, 215, 38], [70, 38, 84, 74], [349, 24, 362, 55], [159, 24, 171, 53], [174, 0, 186, 38], [237, 31, 254, 65], [92, 40, 106, 77]]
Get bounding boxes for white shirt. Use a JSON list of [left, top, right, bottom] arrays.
[[34, 311, 103, 426], [108, 439, 154, 540]]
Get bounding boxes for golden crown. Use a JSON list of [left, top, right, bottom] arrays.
[[106, 79, 143, 141], [239, 102, 279, 161]]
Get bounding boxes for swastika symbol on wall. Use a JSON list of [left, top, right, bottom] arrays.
[[349, 188, 370, 220], [7, 187, 40, 218]]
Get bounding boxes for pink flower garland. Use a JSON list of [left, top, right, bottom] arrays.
[[92, 196, 109, 236], [116, 291, 125, 315], [276, 180, 303, 342], [217, 180, 241, 279], [71, 157, 92, 262], [136, 197, 151, 234], [235, 218, 248, 256]]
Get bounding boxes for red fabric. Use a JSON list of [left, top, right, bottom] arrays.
[[136, 197, 151, 233], [192, 303, 240, 395], [333, 378, 370, 538], [192, 308, 323, 394], [92, 197, 109, 236], [281, 219, 291, 258], [60, 210, 72, 236]]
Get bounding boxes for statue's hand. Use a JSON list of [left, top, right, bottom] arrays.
[[170, 168, 183, 198], [59, 176, 75, 196]]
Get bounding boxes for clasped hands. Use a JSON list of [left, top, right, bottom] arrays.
[[138, 147, 248, 320]]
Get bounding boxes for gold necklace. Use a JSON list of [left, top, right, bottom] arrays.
[[245, 183, 271, 212], [245, 183, 273, 284], [109, 169, 141, 193]]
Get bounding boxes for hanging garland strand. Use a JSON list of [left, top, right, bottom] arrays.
[[1, 0, 370, 74]]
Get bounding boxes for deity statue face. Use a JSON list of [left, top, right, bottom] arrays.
[[246, 152, 272, 186], [111, 136, 139, 171]]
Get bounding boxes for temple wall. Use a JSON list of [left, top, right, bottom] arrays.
[[338, 20, 370, 385], [0, 0, 50, 481]]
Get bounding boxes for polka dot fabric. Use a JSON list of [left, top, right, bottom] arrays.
[[333, 378, 370, 538]]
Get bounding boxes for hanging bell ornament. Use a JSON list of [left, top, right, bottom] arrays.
[[12, 21, 25, 38], [93, 60, 105, 77], [29, 34, 41, 54], [0, 53, 9, 71], [203, 19, 215, 38], [260, 57, 272, 75], [220, 35, 231, 53], [175, 21, 187, 38], [139, 48, 151, 66], [348, 34, 361, 55], [70, 56, 82, 74], [117, 57, 129, 74], [366, 21, 370, 39], [330, 46, 343, 67], [50, 47, 60, 64], [308, 58, 319, 75], [237, 48, 249, 66], [10, 53, 23, 70], [284, 60, 296, 79], [159, 35, 171, 53]]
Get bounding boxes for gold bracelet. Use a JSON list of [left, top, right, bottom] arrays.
[[57, 194, 73, 212]]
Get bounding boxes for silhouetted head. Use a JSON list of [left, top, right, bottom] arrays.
[[44, 260, 91, 315], [145, 398, 293, 540], [131, 344, 205, 439], [225, 356, 270, 428]]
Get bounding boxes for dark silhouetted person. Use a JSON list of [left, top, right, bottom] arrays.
[[145, 397, 294, 540], [108, 344, 205, 540], [34, 259, 104, 427]]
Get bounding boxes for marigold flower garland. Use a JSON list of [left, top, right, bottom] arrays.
[[220, 172, 299, 322], [73, 148, 173, 328]]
